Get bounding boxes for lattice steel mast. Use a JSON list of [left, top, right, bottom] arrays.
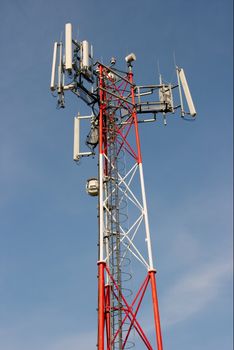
[[50, 23, 196, 350]]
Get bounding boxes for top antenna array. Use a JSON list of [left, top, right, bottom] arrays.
[[50, 23, 95, 108], [50, 23, 196, 120]]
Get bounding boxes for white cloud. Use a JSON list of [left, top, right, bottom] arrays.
[[161, 258, 233, 327]]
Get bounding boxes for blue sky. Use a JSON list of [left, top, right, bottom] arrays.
[[0, 0, 233, 349]]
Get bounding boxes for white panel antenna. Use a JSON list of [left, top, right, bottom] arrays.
[[82, 40, 89, 69], [73, 116, 80, 161], [177, 67, 196, 117], [57, 42, 63, 93], [73, 115, 93, 161], [65, 23, 73, 70], [50, 42, 58, 91]]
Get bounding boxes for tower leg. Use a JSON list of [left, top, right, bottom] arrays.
[[98, 262, 105, 350], [149, 271, 163, 350], [105, 284, 111, 350]]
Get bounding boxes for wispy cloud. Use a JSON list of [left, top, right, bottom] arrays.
[[161, 258, 233, 327]]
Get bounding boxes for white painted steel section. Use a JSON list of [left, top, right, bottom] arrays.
[[99, 154, 104, 262], [122, 241, 149, 268], [82, 40, 89, 69], [103, 154, 142, 208], [120, 217, 149, 268], [118, 173, 143, 211], [103, 208, 148, 268], [73, 116, 80, 161], [118, 222, 149, 268], [105, 170, 143, 211], [179, 68, 196, 117], [65, 23, 73, 70], [120, 215, 143, 248], [107, 227, 149, 269], [50, 42, 58, 91], [120, 215, 144, 263], [121, 214, 143, 240], [102, 153, 152, 269], [139, 163, 154, 270]]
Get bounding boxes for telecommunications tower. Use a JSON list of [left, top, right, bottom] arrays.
[[50, 23, 196, 350]]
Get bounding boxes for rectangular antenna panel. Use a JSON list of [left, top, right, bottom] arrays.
[[65, 23, 73, 70], [179, 68, 196, 117], [73, 116, 80, 161], [58, 42, 63, 92], [82, 40, 89, 69], [50, 42, 58, 91]]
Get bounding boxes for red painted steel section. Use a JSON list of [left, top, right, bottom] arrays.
[[105, 285, 111, 350], [149, 271, 163, 350], [116, 118, 134, 159], [122, 275, 150, 348], [110, 286, 152, 349], [98, 262, 106, 350], [116, 125, 138, 160], [128, 71, 142, 164], [112, 274, 149, 344], [105, 265, 153, 349]]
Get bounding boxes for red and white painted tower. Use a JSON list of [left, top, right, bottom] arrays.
[[97, 62, 163, 350], [50, 23, 196, 350]]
